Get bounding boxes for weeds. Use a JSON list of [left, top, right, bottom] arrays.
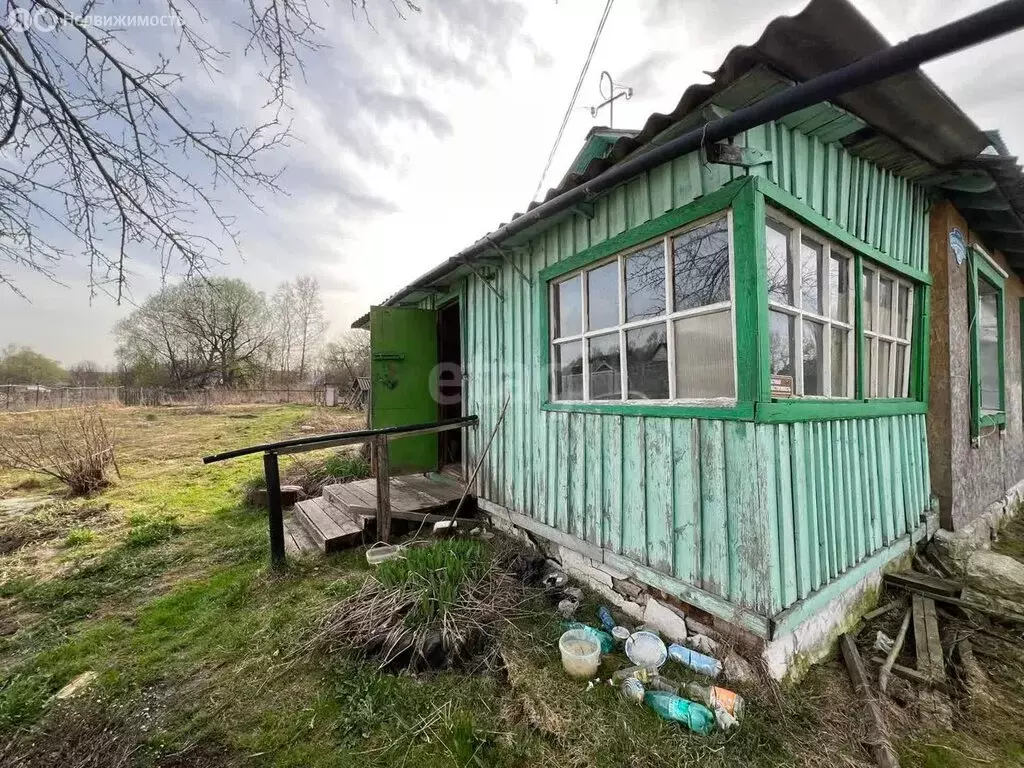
[[126, 516, 182, 548], [0, 409, 119, 496], [376, 540, 487, 626], [63, 528, 95, 548]]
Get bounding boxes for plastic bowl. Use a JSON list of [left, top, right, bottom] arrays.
[[559, 629, 601, 678], [624, 631, 667, 668]]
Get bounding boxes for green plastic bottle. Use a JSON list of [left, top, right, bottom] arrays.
[[643, 691, 715, 735]]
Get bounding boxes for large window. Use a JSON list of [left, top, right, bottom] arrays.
[[765, 208, 854, 398], [969, 246, 1006, 432], [549, 212, 736, 403], [862, 265, 914, 398]]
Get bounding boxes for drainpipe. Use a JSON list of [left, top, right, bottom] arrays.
[[373, 0, 1024, 313]]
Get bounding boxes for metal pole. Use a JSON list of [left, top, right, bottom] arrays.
[[263, 452, 286, 568]]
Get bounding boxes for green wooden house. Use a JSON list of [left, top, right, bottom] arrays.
[[354, 0, 1024, 675]]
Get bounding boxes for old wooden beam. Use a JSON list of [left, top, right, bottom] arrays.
[[923, 598, 946, 685], [840, 635, 900, 768], [863, 600, 903, 624], [884, 571, 961, 598], [912, 593, 930, 676], [372, 435, 392, 544], [893, 582, 1024, 626], [870, 656, 935, 687], [879, 609, 912, 693]]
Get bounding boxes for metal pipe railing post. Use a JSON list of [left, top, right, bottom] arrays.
[[263, 451, 286, 568]]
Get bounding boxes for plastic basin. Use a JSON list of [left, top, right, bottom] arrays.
[[559, 629, 601, 678]]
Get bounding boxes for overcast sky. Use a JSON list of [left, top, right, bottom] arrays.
[[1, 0, 1021, 367]]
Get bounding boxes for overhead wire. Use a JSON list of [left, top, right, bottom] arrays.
[[530, 0, 614, 203]]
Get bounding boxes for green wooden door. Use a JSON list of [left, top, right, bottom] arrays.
[[369, 306, 438, 473]]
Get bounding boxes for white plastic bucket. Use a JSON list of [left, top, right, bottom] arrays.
[[559, 629, 601, 678]]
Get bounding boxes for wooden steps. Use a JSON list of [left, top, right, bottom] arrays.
[[292, 474, 474, 554]]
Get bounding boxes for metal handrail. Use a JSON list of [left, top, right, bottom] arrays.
[[201, 415, 478, 463], [202, 414, 479, 567]]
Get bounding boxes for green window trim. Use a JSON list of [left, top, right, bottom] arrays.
[[968, 246, 1007, 438], [536, 174, 931, 424]]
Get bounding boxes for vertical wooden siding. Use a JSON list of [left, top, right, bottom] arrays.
[[453, 123, 930, 617]]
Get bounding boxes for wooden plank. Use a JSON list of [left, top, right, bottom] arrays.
[[699, 420, 729, 598], [912, 593, 929, 675], [295, 498, 361, 551], [879, 609, 912, 693], [863, 600, 902, 623], [602, 415, 623, 552], [869, 655, 933, 687], [839, 634, 900, 768], [671, 419, 701, 585], [645, 417, 673, 573], [622, 416, 647, 564], [923, 598, 946, 684], [883, 571, 961, 598]]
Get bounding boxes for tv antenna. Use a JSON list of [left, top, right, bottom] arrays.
[[588, 71, 633, 128]]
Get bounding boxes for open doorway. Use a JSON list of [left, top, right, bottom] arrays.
[[437, 300, 462, 474]]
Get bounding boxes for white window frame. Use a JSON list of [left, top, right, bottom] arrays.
[[862, 264, 914, 398], [548, 211, 738, 404], [765, 207, 855, 399]]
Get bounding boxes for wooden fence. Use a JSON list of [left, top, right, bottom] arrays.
[[0, 385, 325, 412]]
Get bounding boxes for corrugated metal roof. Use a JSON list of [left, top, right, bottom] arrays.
[[354, 0, 1024, 326]]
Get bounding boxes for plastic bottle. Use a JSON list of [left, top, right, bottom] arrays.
[[643, 691, 715, 735], [611, 664, 659, 682], [596, 605, 616, 632], [562, 622, 615, 654], [667, 643, 723, 678], [683, 682, 745, 718]]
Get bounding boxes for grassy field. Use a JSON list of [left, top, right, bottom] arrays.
[[0, 405, 1022, 767]]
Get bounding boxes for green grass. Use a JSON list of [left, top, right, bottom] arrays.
[[63, 527, 96, 548], [3, 405, 1024, 767], [376, 540, 486, 626]]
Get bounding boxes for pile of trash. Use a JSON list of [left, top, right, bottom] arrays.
[[551, 584, 745, 736]]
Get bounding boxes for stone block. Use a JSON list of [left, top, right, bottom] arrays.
[[642, 598, 688, 644]]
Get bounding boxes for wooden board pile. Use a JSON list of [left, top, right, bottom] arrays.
[[838, 564, 1024, 768]]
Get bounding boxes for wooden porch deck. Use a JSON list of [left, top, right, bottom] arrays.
[[284, 474, 473, 554]]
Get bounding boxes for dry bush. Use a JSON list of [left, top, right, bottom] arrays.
[[0, 409, 119, 496]]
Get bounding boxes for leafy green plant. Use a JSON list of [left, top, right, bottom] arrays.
[[376, 540, 486, 627], [63, 528, 95, 548]]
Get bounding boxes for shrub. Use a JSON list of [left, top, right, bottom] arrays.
[[0, 408, 118, 496]]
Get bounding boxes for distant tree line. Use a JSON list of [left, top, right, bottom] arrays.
[[115, 275, 368, 389]]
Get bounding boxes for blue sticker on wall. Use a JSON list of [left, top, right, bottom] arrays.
[[949, 228, 967, 265]]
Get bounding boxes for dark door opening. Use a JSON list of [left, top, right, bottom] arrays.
[[437, 301, 462, 472]]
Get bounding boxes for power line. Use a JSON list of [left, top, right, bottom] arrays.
[[531, 0, 614, 203]]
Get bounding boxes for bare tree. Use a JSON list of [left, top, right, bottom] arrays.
[[271, 280, 297, 379], [0, 0, 420, 299], [115, 277, 274, 387], [292, 274, 327, 380], [320, 329, 369, 383]]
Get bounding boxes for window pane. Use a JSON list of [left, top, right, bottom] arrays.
[[553, 341, 583, 401], [588, 333, 621, 401], [878, 340, 892, 397], [831, 328, 850, 397], [801, 237, 823, 314], [625, 324, 669, 399], [769, 311, 795, 394], [587, 261, 619, 331], [624, 243, 666, 322], [979, 280, 1001, 411], [673, 310, 734, 398], [894, 344, 907, 398], [879, 277, 894, 335], [803, 320, 824, 396], [867, 340, 876, 397], [863, 268, 875, 332], [896, 284, 911, 340], [765, 219, 793, 305], [554, 275, 582, 338], [830, 253, 850, 322], [672, 217, 730, 312]]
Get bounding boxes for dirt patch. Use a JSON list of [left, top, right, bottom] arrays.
[[0, 501, 108, 555]]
